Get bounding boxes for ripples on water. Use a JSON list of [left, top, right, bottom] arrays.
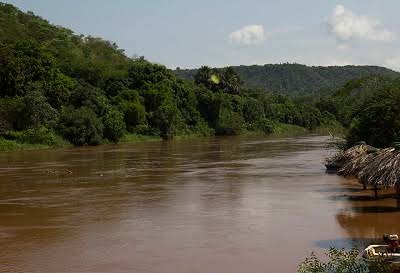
[[0, 135, 399, 273]]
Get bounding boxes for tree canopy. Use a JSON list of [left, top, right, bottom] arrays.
[[1, 2, 396, 149]]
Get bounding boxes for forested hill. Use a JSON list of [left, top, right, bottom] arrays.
[[0, 2, 132, 86], [0, 2, 344, 148], [2, 2, 400, 150], [175, 64, 399, 94]]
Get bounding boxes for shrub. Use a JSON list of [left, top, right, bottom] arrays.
[[216, 106, 244, 135], [151, 101, 179, 139], [298, 248, 392, 273], [346, 87, 400, 148], [256, 119, 275, 134], [58, 107, 103, 146], [103, 107, 126, 143], [1, 127, 66, 147]]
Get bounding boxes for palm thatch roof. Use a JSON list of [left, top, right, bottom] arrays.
[[357, 148, 400, 188], [331, 143, 400, 191], [326, 144, 376, 170], [338, 152, 377, 177]]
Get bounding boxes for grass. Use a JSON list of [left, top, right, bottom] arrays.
[[0, 123, 340, 152], [314, 123, 346, 136], [0, 137, 54, 151], [272, 123, 308, 135], [119, 133, 161, 143], [0, 128, 70, 152]]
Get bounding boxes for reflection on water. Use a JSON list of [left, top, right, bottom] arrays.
[[0, 135, 398, 273]]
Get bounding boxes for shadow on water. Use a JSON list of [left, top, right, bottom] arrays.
[[317, 187, 365, 193], [347, 205, 400, 214], [328, 193, 399, 202]]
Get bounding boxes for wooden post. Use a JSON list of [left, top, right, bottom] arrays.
[[395, 184, 400, 197], [396, 184, 400, 208], [363, 184, 367, 190], [374, 185, 378, 198]]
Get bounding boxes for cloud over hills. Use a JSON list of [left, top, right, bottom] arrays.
[[326, 4, 396, 42], [228, 25, 266, 46]]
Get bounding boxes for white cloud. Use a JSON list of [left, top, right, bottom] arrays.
[[229, 25, 266, 46], [384, 57, 400, 71], [326, 5, 395, 42]]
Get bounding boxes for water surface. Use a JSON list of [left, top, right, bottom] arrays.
[[1, 135, 398, 273]]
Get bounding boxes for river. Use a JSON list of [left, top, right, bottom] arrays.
[[1, 135, 399, 273]]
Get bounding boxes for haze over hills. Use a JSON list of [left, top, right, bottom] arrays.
[[175, 64, 399, 94]]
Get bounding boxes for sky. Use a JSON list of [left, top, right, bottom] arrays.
[[4, 0, 400, 70]]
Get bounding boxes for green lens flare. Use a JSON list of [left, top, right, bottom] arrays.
[[210, 74, 220, 84]]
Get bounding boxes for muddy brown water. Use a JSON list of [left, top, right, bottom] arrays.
[[1, 135, 399, 273]]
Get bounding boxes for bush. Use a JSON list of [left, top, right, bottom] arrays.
[[216, 105, 244, 135], [256, 119, 275, 134], [103, 107, 126, 142], [192, 120, 215, 136], [18, 90, 58, 130], [298, 248, 392, 273], [151, 101, 179, 139], [132, 124, 160, 136], [0, 97, 24, 133], [2, 127, 66, 147], [346, 87, 400, 148], [58, 107, 103, 146], [113, 89, 146, 130]]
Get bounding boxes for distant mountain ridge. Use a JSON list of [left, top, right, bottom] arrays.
[[174, 63, 399, 94]]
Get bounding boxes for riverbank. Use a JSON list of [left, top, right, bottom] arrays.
[[0, 123, 344, 152]]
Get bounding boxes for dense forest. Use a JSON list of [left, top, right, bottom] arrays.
[[175, 64, 399, 95], [0, 2, 399, 150]]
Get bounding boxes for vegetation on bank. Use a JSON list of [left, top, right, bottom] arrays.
[[299, 248, 393, 273], [321, 76, 400, 148], [0, 3, 343, 151], [1, 3, 399, 152]]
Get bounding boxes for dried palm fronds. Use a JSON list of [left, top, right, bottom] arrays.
[[326, 144, 376, 170], [338, 152, 377, 177], [358, 148, 400, 188]]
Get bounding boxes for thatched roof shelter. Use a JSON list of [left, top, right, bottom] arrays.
[[330, 143, 400, 197], [357, 148, 400, 188], [338, 152, 377, 177], [326, 144, 376, 171]]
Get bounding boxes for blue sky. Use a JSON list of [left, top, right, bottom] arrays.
[[4, 0, 400, 70]]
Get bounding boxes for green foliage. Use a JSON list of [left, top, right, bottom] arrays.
[[4, 127, 66, 146], [69, 82, 109, 116], [103, 107, 126, 143], [298, 248, 392, 273], [215, 93, 244, 135], [256, 119, 275, 134], [58, 107, 103, 146], [0, 96, 24, 133], [18, 90, 58, 130], [243, 96, 264, 124], [128, 58, 176, 90], [113, 89, 146, 131], [152, 100, 179, 139], [0, 41, 58, 97], [0, 3, 375, 150], [346, 82, 400, 147], [176, 63, 398, 94], [0, 137, 52, 152], [194, 66, 243, 94]]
